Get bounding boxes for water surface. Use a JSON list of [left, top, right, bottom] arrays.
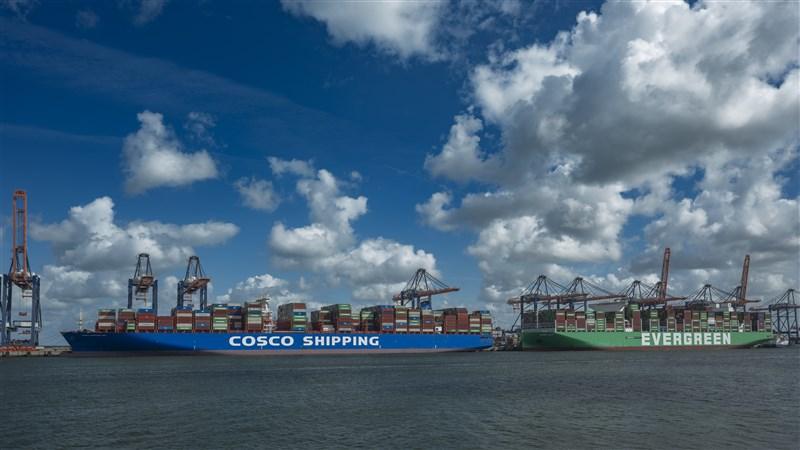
[[2, 349, 798, 449]]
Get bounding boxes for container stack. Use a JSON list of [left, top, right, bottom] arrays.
[[555, 310, 566, 332], [96, 309, 116, 332], [441, 308, 468, 333], [421, 310, 435, 333], [228, 305, 244, 331], [566, 310, 577, 332], [575, 311, 586, 332], [311, 309, 334, 332], [136, 308, 156, 332], [118, 308, 136, 332], [394, 307, 408, 333], [351, 311, 361, 332], [586, 310, 596, 331], [157, 316, 174, 332], [614, 313, 624, 332], [173, 307, 193, 332], [433, 310, 444, 333], [666, 309, 676, 332], [479, 311, 492, 334], [722, 311, 731, 332], [371, 306, 395, 333], [193, 310, 210, 332], [605, 312, 615, 332], [729, 311, 739, 331], [244, 302, 263, 332], [323, 304, 353, 332], [407, 309, 421, 333], [743, 312, 752, 332], [630, 304, 641, 331], [277, 303, 307, 332], [211, 304, 229, 332], [456, 308, 470, 333], [700, 311, 709, 332], [360, 310, 376, 332], [691, 311, 701, 332], [468, 312, 481, 334], [648, 310, 659, 332], [595, 312, 606, 332], [442, 309, 459, 333]]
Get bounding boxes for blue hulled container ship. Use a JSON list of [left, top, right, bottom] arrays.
[[62, 331, 493, 354], [61, 263, 494, 355]]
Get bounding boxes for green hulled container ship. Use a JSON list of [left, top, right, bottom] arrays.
[[519, 304, 773, 350]]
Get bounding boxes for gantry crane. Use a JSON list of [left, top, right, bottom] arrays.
[[507, 275, 578, 330], [128, 253, 158, 314], [753, 289, 799, 342], [393, 268, 459, 309], [177, 255, 210, 310], [621, 248, 686, 307], [1, 190, 42, 347], [719, 255, 759, 311]]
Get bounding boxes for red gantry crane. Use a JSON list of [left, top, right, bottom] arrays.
[[718, 255, 760, 311], [621, 248, 687, 307], [1, 190, 42, 347]]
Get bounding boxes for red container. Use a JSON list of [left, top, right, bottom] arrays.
[[632, 311, 642, 331]]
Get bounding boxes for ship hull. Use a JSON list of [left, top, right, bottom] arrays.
[[521, 330, 773, 350], [62, 331, 493, 355]]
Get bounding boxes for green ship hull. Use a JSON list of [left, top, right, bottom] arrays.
[[521, 330, 774, 350]]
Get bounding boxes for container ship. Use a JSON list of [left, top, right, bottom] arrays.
[[519, 305, 773, 350], [61, 261, 493, 355], [63, 302, 493, 354], [509, 250, 776, 350]]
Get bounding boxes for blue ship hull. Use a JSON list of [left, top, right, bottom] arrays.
[[61, 331, 493, 355]]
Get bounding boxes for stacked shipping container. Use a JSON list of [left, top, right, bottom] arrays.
[[277, 303, 307, 332], [96, 309, 116, 332], [95, 302, 493, 336], [136, 308, 155, 332]]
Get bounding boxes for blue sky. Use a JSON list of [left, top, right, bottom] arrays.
[[1, 0, 798, 343]]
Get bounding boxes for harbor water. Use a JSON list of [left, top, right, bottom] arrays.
[[2, 348, 798, 449]]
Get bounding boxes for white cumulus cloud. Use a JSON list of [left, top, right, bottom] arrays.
[[267, 158, 438, 302], [418, 0, 799, 310], [122, 110, 218, 194], [281, 0, 445, 60], [235, 177, 280, 212]]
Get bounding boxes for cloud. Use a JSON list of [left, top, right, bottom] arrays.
[[0, 0, 37, 19], [32, 196, 239, 272], [122, 110, 218, 194], [418, 1, 799, 310], [268, 156, 315, 178], [464, 1, 798, 185], [184, 111, 217, 147], [216, 273, 309, 305], [267, 158, 438, 301], [75, 9, 98, 29], [280, 0, 531, 62], [424, 113, 500, 183], [281, 0, 445, 60], [132, 0, 167, 26], [234, 177, 280, 212]]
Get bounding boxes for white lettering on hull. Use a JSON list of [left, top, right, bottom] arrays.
[[640, 332, 733, 347], [228, 335, 380, 348]]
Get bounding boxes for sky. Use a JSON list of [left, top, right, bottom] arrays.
[[0, 0, 798, 344]]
